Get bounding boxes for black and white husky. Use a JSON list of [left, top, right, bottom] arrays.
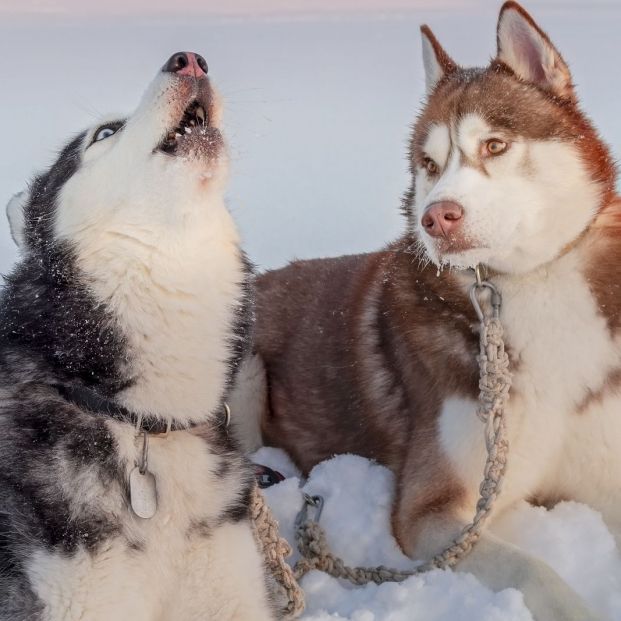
[[0, 52, 276, 620]]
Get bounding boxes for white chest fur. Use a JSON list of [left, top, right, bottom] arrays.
[[26, 425, 273, 621], [439, 251, 621, 518]]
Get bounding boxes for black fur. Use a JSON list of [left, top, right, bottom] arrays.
[[1, 132, 129, 395], [0, 379, 125, 617], [0, 132, 131, 579], [226, 252, 255, 390], [219, 477, 253, 524]]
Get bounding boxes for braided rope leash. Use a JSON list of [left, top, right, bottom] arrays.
[[250, 485, 306, 619], [293, 267, 512, 584]]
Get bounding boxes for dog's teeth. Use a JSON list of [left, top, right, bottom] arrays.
[[185, 127, 192, 134], [189, 119, 196, 127], [196, 107, 206, 123]]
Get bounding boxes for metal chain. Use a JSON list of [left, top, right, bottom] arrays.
[[293, 267, 512, 585]]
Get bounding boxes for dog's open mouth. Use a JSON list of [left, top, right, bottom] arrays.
[[158, 99, 218, 156]]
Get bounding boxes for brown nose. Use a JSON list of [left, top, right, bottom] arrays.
[[421, 201, 464, 238]]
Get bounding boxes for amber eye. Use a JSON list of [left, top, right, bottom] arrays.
[[485, 139, 508, 156], [423, 158, 439, 175]]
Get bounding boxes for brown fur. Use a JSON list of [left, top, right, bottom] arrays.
[[256, 238, 480, 548], [253, 1, 620, 572], [586, 199, 621, 333]]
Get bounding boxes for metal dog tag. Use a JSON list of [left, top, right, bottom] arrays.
[[130, 430, 157, 519], [130, 467, 158, 519]]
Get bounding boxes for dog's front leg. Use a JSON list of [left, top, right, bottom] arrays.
[[396, 512, 600, 621], [456, 530, 600, 621], [201, 520, 278, 621]]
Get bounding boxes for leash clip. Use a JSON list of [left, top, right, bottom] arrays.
[[295, 493, 324, 528], [469, 264, 502, 322]]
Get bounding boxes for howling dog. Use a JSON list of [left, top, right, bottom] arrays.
[[0, 53, 277, 620], [233, 3, 619, 619]]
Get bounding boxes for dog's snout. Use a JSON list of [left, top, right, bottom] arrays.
[[163, 52, 208, 77], [421, 201, 464, 239]]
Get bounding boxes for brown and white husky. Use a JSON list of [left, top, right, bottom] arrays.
[[232, 2, 619, 619]]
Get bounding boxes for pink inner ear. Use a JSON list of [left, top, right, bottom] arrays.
[[506, 16, 547, 84]]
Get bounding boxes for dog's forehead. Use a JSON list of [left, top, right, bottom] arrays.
[[422, 114, 493, 164], [412, 67, 575, 157], [423, 124, 451, 168]]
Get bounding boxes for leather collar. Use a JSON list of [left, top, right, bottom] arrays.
[[54, 383, 228, 434]]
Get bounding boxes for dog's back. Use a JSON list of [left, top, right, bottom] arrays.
[[257, 251, 387, 471]]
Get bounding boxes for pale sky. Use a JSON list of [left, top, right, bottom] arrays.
[[1, 0, 448, 16], [1, 0, 611, 17], [1, 0, 618, 270]]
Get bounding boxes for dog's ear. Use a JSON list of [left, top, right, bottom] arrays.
[[420, 25, 457, 95], [6, 191, 28, 249], [496, 1, 573, 99]]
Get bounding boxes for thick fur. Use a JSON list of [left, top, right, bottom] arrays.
[[233, 3, 620, 620], [0, 59, 275, 620]]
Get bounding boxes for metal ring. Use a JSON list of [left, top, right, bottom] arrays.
[[223, 403, 231, 428], [469, 280, 502, 322], [295, 493, 325, 527]]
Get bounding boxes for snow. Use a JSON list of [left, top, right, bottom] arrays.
[[2, 2, 621, 619], [255, 449, 621, 620]]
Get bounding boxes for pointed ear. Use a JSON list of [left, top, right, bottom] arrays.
[[6, 190, 28, 249], [497, 1, 573, 99], [420, 25, 457, 95]]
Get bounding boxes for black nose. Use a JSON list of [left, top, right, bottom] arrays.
[[162, 52, 208, 76]]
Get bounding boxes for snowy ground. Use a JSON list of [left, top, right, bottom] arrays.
[[2, 1, 621, 619], [255, 448, 621, 621]]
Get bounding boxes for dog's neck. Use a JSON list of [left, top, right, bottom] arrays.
[[71, 198, 248, 426]]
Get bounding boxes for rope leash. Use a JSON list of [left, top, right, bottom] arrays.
[[250, 485, 306, 619], [250, 267, 511, 615], [292, 267, 512, 584]]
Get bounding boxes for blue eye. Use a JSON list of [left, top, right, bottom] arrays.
[[89, 122, 124, 147], [94, 127, 116, 142]]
